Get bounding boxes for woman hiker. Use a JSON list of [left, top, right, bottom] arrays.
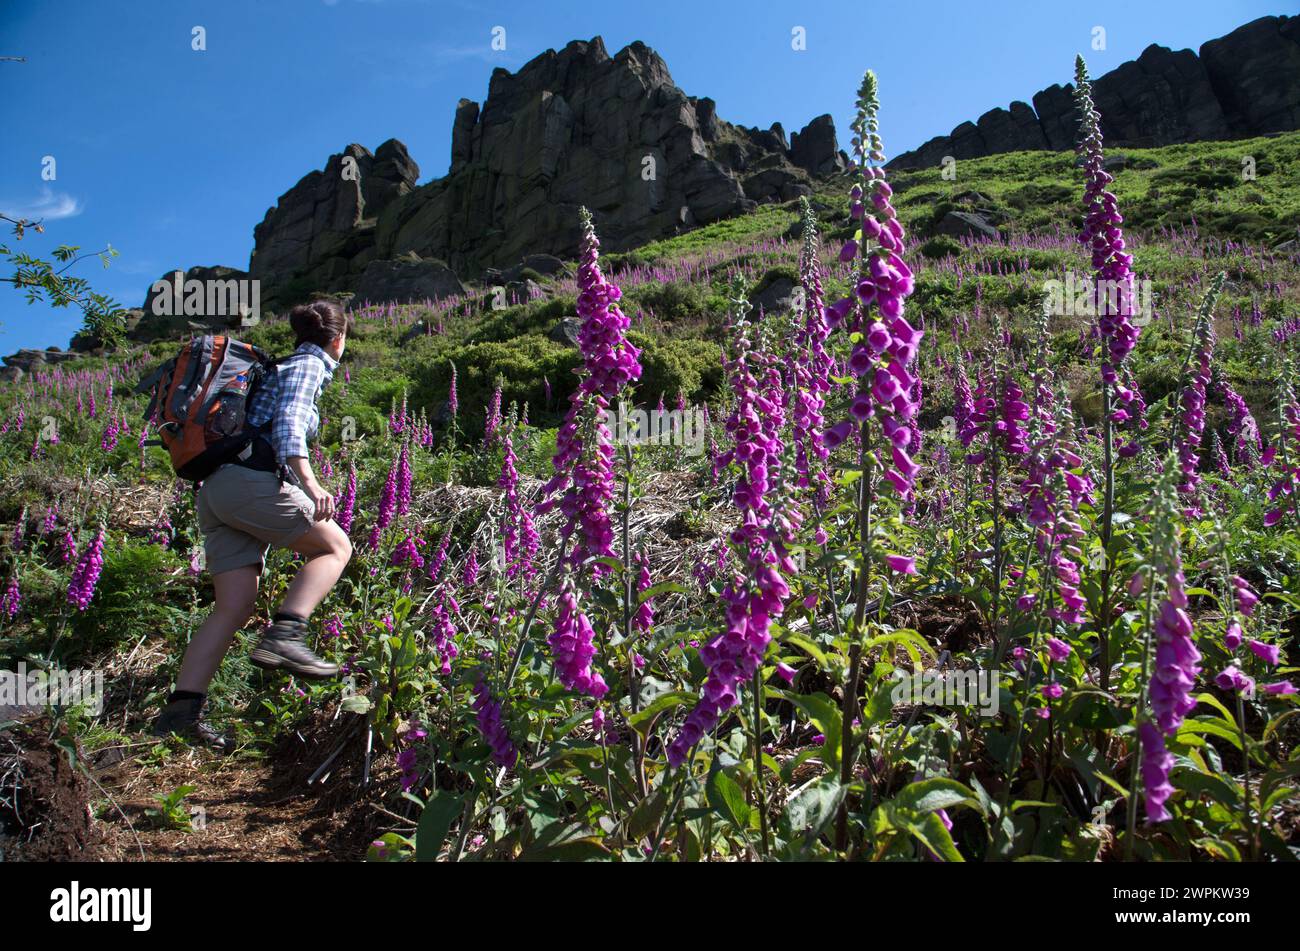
[[152, 301, 355, 751]]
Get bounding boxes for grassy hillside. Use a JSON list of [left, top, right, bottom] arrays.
[[1, 131, 1298, 863]]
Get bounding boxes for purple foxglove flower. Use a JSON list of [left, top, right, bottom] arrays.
[[549, 585, 608, 700], [473, 679, 516, 768], [1, 574, 20, 621], [1214, 665, 1255, 697], [1249, 639, 1280, 666], [67, 526, 106, 611], [633, 553, 654, 633], [1232, 576, 1259, 616], [396, 442, 412, 516], [1139, 721, 1175, 823], [885, 554, 917, 575], [335, 464, 357, 535]]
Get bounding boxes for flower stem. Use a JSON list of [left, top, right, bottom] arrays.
[[1124, 571, 1157, 859], [751, 669, 770, 858], [836, 419, 873, 852]]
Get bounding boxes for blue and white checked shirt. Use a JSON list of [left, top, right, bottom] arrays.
[[246, 342, 337, 461]]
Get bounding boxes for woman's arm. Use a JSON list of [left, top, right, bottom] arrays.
[[272, 354, 333, 520]]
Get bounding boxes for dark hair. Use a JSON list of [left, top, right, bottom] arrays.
[[289, 300, 351, 348]]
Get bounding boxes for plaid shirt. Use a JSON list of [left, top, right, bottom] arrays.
[[246, 342, 337, 462]]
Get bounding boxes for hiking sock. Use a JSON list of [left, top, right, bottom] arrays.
[[273, 611, 307, 626], [168, 689, 205, 704]]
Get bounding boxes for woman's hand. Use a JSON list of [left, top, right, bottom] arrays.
[[303, 477, 336, 521], [287, 456, 334, 521]]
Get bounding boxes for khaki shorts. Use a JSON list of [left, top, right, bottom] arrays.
[[197, 465, 316, 575]]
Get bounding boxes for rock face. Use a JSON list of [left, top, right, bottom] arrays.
[[890, 15, 1299, 169], [248, 140, 420, 303], [246, 37, 842, 303]]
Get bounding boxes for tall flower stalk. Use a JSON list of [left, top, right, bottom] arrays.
[[1076, 55, 1144, 690], [1128, 459, 1199, 845], [788, 196, 833, 504], [1171, 273, 1224, 517], [666, 281, 797, 775], [534, 208, 642, 701], [822, 69, 922, 850]]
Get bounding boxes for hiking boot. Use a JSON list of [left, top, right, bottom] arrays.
[[152, 696, 234, 754], [249, 618, 339, 679]]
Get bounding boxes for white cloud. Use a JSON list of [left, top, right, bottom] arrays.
[[1, 187, 82, 222]]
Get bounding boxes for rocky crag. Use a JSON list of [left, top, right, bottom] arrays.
[[890, 15, 1300, 170], [246, 36, 845, 309]]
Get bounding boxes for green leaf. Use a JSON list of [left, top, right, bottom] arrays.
[[862, 681, 896, 727], [893, 778, 984, 817], [780, 632, 829, 668], [784, 776, 845, 842], [778, 690, 842, 771], [1177, 718, 1243, 750], [415, 792, 464, 862], [1263, 708, 1300, 744], [906, 810, 964, 862], [637, 581, 687, 604], [519, 833, 610, 861], [706, 768, 752, 830], [340, 695, 373, 714], [625, 690, 697, 734], [1193, 692, 1236, 724], [865, 629, 934, 667], [1194, 837, 1242, 862], [1175, 769, 1241, 807]]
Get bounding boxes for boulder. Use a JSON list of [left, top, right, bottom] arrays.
[[935, 211, 1000, 241], [353, 258, 466, 306], [549, 315, 583, 346], [1, 350, 45, 371], [749, 276, 796, 316], [742, 167, 811, 203], [0, 366, 22, 384], [1, 348, 82, 371], [399, 320, 434, 346], [490, 253, 567, 286], [789, 115, 846, 176]]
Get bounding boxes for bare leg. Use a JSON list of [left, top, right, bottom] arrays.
[[176, 566, 259, 693], [279, 519, 352, 619]]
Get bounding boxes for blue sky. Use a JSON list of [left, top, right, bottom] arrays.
[[0, 0, 1281, 353]]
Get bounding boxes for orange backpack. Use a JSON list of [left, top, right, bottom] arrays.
[[141, 335, 275, 481]]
